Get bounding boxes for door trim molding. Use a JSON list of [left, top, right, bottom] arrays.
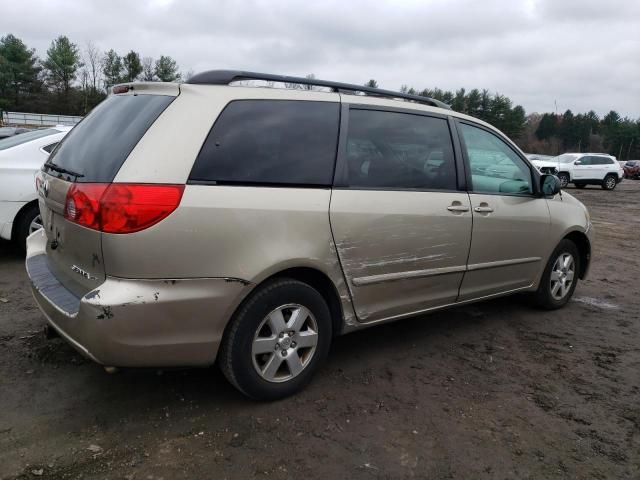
[[344, 283, 534, 330], [352, 264, 467, 286], [352, 256, 541, 287], [467, 256, 541, 271]]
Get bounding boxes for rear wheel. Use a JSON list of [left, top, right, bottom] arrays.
[[557, 172, 570, 188], [219, 278, 332, 400], [531, 239, 579, 310], [15, 203, 42, 252], [602, 174, 617, 190]]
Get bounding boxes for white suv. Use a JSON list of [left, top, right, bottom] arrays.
[[554, 153, 623, 190]]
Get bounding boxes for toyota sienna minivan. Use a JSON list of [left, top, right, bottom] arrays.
[[26, 71, 593, 400]]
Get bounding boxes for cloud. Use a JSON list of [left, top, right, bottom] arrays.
[[3, 0, 639, 117]]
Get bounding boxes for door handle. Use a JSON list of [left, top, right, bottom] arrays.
[[447, 205, 470, 212], [474, 206, 494, 213]]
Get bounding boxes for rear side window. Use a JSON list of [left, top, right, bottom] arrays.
[[189, 100, 339, 186], [592, 157, 613, 165], [42, 142, 58, 153], [47, 94, 174, 182], [344, 109, 456, 190]]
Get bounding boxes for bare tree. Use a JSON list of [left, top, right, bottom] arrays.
[[84, 41, 101, 93], [182, 69, 195, 81], [141, 57, 156, 81], [302, 73, 316, 91]]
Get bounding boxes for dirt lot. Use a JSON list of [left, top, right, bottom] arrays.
[[1, 182, 639, 480]]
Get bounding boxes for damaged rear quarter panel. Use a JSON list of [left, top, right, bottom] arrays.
[[100, 185, 356, 332]]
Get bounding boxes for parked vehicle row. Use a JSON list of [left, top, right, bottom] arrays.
[[25, 71, 593, 400], [623, 160, 640, 179], [527, 152, 624, 190], [0, 126, 72, 249]]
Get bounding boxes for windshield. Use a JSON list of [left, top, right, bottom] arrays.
[[0, 128, 59, 151], [555, 154, 579, 164]]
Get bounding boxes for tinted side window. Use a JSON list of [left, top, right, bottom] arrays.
[[578, 156, 592, 165], [345, 109, 456, 190], [42, 142, 58, 153], [190, 100, 339, 186], [593, 157, 613, 165], [459, 123, 532, 195]]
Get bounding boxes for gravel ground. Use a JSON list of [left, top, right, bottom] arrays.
[[1, 182, 639, 479]]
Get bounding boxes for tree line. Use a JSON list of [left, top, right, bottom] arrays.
[[0, 34, 183, 115], [1, 33, 638, 159], [364, 79, 639, 160]]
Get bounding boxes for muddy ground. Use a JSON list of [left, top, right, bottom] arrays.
[[1, 182, 639, 479]]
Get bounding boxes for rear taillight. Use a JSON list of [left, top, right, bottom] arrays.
[[64, 183, 108, 230], [64, 183, 184, 234]]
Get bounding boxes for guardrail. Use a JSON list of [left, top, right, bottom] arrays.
[[1, 111, 83, 127]]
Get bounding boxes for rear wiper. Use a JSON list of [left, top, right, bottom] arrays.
[[43, 162, 84, 178]]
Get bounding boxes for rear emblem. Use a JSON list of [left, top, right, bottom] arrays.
[[71, 265, 97, 281]]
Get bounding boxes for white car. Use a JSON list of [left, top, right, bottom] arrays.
[[0, 126, 73, 249], [552, 153, 624, 190], [527, 155, 559, 175]]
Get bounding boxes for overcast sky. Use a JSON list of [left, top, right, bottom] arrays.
[[4, 0, 639, 117]]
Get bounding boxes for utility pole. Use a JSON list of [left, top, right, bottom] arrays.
[[627, 138, 635, 160]]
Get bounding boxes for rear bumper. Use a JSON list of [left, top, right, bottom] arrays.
[[26, 229, 252, 367]]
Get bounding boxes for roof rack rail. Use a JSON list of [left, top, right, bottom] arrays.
[[186, 70, 451, 109]]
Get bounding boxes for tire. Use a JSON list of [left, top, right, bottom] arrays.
[[530, 239, 580, 310], [574, 183, 586, 189], [14, 203, 42, 252], [557, 172, 570, 188], [219, 278, 332, 400], [602, 174, 617, 190]]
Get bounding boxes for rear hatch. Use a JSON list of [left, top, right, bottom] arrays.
[[38, 87, 177, 297]]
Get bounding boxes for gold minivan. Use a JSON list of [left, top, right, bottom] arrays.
[[26, 71, 593, 400]]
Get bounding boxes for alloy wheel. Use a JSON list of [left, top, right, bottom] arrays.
[[251, 304, 319, 383], [29, 214, 43, 234], [549, 253, 575, 300], [605, 177, 616, 189], [558, 174, 569, 188]]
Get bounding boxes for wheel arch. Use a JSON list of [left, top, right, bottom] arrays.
[[563, 230, 591, 279], [223, 266, 347, 347], [11, 199, 39, 241]]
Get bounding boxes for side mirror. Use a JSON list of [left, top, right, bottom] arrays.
[[541, 174, 561, 196], [574, 160, 582, 165]]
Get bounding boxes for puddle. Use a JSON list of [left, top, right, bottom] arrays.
[[572, 296, 619, 310]]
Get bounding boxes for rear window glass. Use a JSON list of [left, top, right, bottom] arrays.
[[189, 100, 339, 186], [0, 128, 58, 150], [46, 94, 174, 182]]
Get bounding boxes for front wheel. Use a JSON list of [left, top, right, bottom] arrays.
[[557, 172, 570, 188], [531, 239, 580, 310], [219, 278, 332, 400], [602, 175, 617, 190]]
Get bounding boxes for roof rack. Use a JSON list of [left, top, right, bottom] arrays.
[[186, 70, 451, 109]]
